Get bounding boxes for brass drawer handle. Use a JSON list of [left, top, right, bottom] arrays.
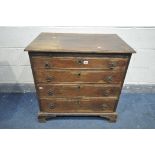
[[46, 77, 53, 82], [108, 62, 117, 69], [44, 61, 51, 69], [48, 103, 55, 109], [105, 76, 113, 83], [48, 90, 53, 96], [103, 89, 110, 96]]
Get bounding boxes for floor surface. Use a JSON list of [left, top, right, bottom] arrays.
[[0, 93, 155, 129]]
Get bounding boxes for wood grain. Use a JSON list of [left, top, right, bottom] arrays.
[[37, 84, 121, 98], [24, 33, 135, 53], [31, 56, 128, 70], [40, 98, 117, 113], [34, 69, 124, 84]]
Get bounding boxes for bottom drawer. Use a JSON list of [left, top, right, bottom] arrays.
[[40, 98, 117, 113]]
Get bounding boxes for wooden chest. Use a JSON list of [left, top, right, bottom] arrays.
[[24, 33, 135, 122]]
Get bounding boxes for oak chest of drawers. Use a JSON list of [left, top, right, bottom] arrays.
[[24, 33, 135, 122]]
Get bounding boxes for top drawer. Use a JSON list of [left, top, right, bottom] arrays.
[[31, 56, 128, 70]]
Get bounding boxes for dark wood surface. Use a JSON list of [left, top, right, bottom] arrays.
[[40, 98, 117, 113], [37, 84, 120, 98], [24, 33, 135, 53], [31, 56, 128, 70], [34, 69, 124, 84]]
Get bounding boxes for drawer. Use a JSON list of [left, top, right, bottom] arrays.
[[34, 70, 124, 84], [40, 98, 117, 113], [37, 84, 120, 97], [31, 56, 128, 70]]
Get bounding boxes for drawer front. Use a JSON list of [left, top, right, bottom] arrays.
[[37, 84, 120, 97], [31, 56, 128, 70], [34, 70, 124, 84], [40, 98, 117, 113]]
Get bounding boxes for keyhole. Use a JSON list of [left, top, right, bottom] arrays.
[[77, 72, 81, 77], [77, 85, 81, 89]]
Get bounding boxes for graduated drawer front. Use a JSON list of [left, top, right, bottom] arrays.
[[34, 70, 124, 84], [40, 98, 117, 113], [31, 56, 128, 70], [37, 84, 120, 98]]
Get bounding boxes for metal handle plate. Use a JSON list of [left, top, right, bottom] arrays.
[[108, 62, 117, 69], [46, 77, 53, 82], [105, 76, 112, 83], [48, 90, 53, 96], [48, 103, 55, 109], [103, 89, 110, 96]]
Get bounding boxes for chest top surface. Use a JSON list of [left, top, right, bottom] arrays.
[[24, 33, 135, 53]]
